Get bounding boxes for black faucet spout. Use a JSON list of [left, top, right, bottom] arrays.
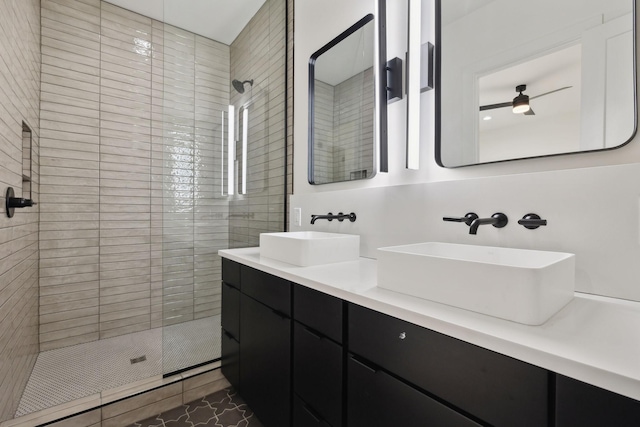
[[469, 212, 508, 235]]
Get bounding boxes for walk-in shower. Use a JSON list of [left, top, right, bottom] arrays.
[[1, 0, 289, 422]]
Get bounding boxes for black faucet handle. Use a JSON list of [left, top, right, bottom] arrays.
[[338, 212, 357, 222], [443, 212, 478, 226], [8, 198, 36, 208], [518, 213, 547, 230]]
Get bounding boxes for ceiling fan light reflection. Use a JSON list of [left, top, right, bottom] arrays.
[[512, 93, 530, 114]]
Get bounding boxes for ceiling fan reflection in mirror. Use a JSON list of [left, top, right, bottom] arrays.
[[479, 84, 572, 116]]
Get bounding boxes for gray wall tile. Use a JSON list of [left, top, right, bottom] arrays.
[[0, 0, 41, 421]]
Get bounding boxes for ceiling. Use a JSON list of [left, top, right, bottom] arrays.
[[103, 0, 266, 45]]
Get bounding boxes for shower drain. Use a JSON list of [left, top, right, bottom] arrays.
[[130, 355, 147, 364]]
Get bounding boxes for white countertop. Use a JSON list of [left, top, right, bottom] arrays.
[[219, 247, 640, 401]]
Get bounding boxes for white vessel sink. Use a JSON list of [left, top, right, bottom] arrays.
[[377, 242, 575, 325], [260, 231, 360, 266]]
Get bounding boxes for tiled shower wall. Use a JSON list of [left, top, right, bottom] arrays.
[[312, 68, 374, 183], [313, 80, 335, 184], [39, 0, 231, 350], [229, 0, 287, 247], [0, 0, 41, 421], [333, 68, 374, 180]]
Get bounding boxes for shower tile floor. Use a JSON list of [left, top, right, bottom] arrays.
[[15, 315, 221, 417], [128, 387, 263, 427]]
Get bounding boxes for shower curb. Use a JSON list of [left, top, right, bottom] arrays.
[[2, 361, 228, 427]]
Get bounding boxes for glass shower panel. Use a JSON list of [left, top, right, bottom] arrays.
[[160, 23, 231, 374], [161, 0, 286, 375]]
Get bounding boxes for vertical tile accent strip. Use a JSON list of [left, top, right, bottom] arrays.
[[161, 24, 197, 327]]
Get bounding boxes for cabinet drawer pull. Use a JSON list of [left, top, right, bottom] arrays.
[[223, 281, 239, 291], [272, 309, 289, 319], [302, 401, 322, 423], [351, 355, 378, 373], [399, 331, 406, 340], [223, 329, 237, 341], [303, 326, 323, 340]]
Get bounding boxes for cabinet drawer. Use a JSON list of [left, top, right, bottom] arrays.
[[293, 322, 342, 427], [241, 265, 291, 315], [294, 285, 343, 344], [222, 258, 241, 289], [349, 304, 548, 427], [347, 355, 481, 427], [293, 395, 333, 427], [221, 282, 240, 339], [556, 375, 640, 426], [221, 331, 239, 390]]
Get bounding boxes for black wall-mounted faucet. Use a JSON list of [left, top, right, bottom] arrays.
[[310, 212, 357, 225], [469, 213, 508, 235], [443, 212, 478, 227]]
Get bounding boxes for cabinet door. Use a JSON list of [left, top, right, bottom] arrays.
[[349, 303, 548, 427], [240, 294, 291, 427], [221, 272, 241, 391], [293, 322, 342, 427], [556, 375, 640, 427], [221, 282, 240, 339], [347, 355, 481, 427], [221, 330, 240, 390]]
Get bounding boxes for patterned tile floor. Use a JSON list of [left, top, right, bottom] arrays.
[[129, 388, 263, 427]]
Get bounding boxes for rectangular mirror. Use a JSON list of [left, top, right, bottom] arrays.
[[308, 12, 385, 184], [435, 0, 637, 167]]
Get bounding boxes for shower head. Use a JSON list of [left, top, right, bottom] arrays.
[[232, 79, 253, 94]]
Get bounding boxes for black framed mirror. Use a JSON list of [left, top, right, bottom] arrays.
[[308, 6, 387, 185], [435, 0, 637, 168]]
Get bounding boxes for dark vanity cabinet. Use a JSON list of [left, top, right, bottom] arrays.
[[221, 258, 241, 388], [222, 259, 640, 427], [221, 259, 292, 427], [348, 304, 549, 427], [293, 285, 344, 427]]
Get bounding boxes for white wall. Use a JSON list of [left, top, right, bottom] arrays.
[[292, 0, 640, 302]]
